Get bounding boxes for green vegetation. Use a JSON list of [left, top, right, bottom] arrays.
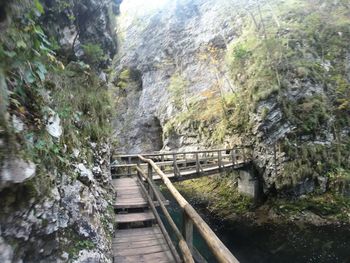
[[163, 85, 231, 144], [0, 1, 60, 169], [0, 0, 116, 260], [116, 67, 142, 91], [270, 192, 350, 222], [0, 0, 115, 220], [63, 228, 96, 259], [225, 0, 350, 134], [82, 43, 105, 66], [175, 174, 350, 223], [165, 0, 350, 189], [175, 174, 253, 218], [167, 72, 189, 110]]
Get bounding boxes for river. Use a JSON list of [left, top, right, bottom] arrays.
[[159, 186, 350, 263]]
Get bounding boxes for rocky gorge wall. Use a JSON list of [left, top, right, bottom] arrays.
[[113, 0, 238, 153], [114, 0, 350, 197], [0, 0, 119, 262]]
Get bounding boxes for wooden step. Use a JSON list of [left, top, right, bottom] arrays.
[[116, 211, 155, 224], [114, 226, 161, 239], [114, 251, 175, 263], [113, 227, 176, 263], [115, 199, 149, 209]]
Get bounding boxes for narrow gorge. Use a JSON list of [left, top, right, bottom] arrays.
[[0, 0, 350, 262]]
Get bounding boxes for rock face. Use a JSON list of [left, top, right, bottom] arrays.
[[0, 158, 36, 190], [115, 0, 350, 197], [114, 0, 238, 153], [42, 0, 119, 67], [0, 143, 114, 262], [0, 0, 119, 262]]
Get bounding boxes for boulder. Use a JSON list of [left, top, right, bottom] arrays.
[[1, 158, 36, 190]]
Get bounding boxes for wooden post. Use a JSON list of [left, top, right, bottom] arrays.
[[161, 154, 165, 171], [242, 147, 246, 163], [173, 153, 179, 177], [182, 211, 193, 253], [148, 163, 154, 200], [137, 155, 240, 263], [184, 153, 187, 168], [218, 150, 223, 170], [195, 153, 200, 175], [148, 163, 153, 180], [274, 143, 277, 178], [127, 156, 132, 176], [231, 149, 236, 166], [204, 152, 208, 166]]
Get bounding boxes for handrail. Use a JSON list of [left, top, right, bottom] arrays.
[[138, 155, 240, 263], [115, 147, 249, 158], [113, 148, 251, 179], [136, 167, 194, 263]]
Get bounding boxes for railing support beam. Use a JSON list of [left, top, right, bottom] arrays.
[[138, 155, 240, 263], [182, 211, 193, 253]]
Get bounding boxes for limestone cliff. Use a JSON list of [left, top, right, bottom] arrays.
[[0, 1, 119, 262], [114, 0, 237, 153], [114, 0, 350, 196]]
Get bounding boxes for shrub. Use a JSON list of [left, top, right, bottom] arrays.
[[82, 43, 105, 65]]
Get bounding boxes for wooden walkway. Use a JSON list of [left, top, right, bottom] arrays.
[[114, 226, 175, 262], [113, 177, 178, 263], [112, 147, 252, 181], [111, 149, 243, 263]]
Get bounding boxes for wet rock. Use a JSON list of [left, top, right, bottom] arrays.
[[291, 178, 315, 196], [72, 148, 80, 158], [1, 158, 36, 190], [76, 163, 93, 186], [0, 237, 13, 263], [99, 72, 107, 83], [42, 0, 117, 65], [92, 166, 102, 178], [46, 110, 62, 139], [73, 250, 109, 263], [317, 176, 328, 193], [12, 115, 25, 132], [59, 26, 78, 52]]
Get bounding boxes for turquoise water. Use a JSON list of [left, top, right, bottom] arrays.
[[159, 188, 350, 263]]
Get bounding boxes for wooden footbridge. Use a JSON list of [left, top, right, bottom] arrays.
[[111, 148, 251, 263]]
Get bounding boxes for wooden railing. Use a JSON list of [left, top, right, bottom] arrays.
[[135, 155, 240, 263], [112, 147, 252, 179]]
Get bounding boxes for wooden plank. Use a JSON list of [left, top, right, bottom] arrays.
[[117, 192, 143, 197], [114, 250, 175, 263], [115, 226, 161, 238], [114, 243, 170, 257], [117, 196, 145, 201], [115, 186, 141, 191], [116, 199, 147, 204], [113, 178, 138, 185], [116, 211, 155, 224], [114, 238, 167, 250], [115, 202, 148, 209], [114, 234, 165, 244], [115, 200, 169, 210], [113, 181, 139, 187], [136, 168, 193, 263]]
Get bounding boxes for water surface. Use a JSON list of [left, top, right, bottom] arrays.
[[160, 187, 350, 263]]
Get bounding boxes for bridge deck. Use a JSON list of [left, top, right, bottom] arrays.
[[113, 176, 177, 263], [157, 161, 247, 181], [113, 226, 175, 263]]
